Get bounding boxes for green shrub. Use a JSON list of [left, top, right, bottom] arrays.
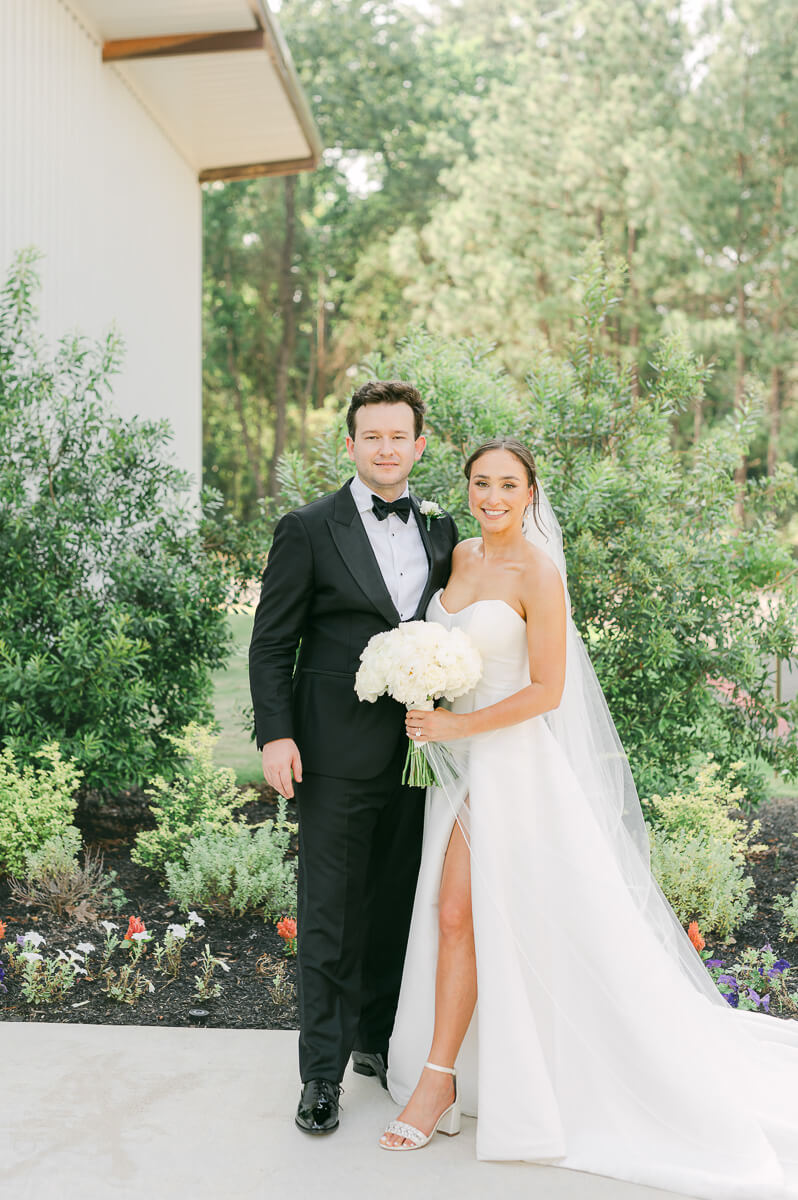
[[649, 827, 756, 940], [9, 825, 123, 918], [643, 759, 762, 855], [164, 799, 297, 919], [0, 743, 81, 875], [131, 724, 244, 878], [773, 884, 798, 941], [0, 249, 270, 793]]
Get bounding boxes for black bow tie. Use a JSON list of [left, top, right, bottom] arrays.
[[371, 494, 412, 523]]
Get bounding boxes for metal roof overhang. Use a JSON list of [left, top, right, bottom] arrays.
[[66, 0, 322, 181]]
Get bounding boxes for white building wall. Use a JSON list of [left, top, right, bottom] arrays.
[[0, 0, 202, 485]]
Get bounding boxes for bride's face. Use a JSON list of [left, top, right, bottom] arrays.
[[468, 449, 534, 534]]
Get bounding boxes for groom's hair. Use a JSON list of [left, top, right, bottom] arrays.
[[346, 380, 425, 440]]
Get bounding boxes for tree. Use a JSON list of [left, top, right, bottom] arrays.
[[202, 0, 495, 514], [386, 0, 690, 384], [673, 0, 798, 481]]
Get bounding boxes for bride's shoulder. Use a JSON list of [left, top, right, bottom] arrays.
[[451, 537, 481, 563], [519, 541, 564, 599]]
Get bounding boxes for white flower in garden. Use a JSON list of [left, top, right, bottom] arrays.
[[22, 931, 46, 947], [217, 959, 231, 972], [56, 949, 70, 962], [131, 931, 152, 942], [187, 912, 205, 927], [72, 966, 88, 976], [100, 921, 119, 934], [21, 951, 43, 963], [167, 924, 187, 940], [147, 981, 155, 993], [75, 942, 95, 954], [67, 950, 85, 963]]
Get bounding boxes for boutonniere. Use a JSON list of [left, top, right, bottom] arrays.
[[418, 499, 444, 530]]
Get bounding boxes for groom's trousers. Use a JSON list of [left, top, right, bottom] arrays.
[[294, 737, 425, 1083]]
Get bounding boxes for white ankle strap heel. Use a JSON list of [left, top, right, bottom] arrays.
[[379, 1061, 461, 1150]]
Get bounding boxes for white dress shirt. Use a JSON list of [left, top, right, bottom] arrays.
[[350, 474, 429, 621]]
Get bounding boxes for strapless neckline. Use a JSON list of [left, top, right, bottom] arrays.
[[432, 587, 526, 625]]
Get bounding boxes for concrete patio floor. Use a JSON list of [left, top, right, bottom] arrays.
[[0, 1023, 695, 1200]]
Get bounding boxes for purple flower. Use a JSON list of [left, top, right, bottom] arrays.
[[762, 994, 770, 1013], [768, 959, 790, 977], [724, 990, 739, 1008], [717, 973, 738, 992], [748, 987, 762, 1005], [15, 935, 25, 947], [705, 959, 723, 969]]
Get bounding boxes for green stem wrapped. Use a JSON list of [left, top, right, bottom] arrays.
[[402, 737, 439, 788]]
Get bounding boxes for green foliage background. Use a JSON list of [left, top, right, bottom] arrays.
[[0, 253, 264, 793]]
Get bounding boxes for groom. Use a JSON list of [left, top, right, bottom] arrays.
[[249, 380, 458, 1135]]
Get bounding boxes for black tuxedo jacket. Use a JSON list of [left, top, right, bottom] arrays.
[[249, 479, 458, 781]]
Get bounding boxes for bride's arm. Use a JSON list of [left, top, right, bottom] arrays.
[[410, 559, 567, 743]]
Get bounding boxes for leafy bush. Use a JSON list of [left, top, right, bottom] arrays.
[[0, 743, 81, 875], [773, 885, 798, 942], [643, 759, 762, 855], [518, 250, 798, 801], [281, 247, 798, 800], [0, 249, 268, 792], [131, 724, 245, 878], [649, 827, 755, 939], [8, 825, 123, 919], [164, 798, 297, 919]]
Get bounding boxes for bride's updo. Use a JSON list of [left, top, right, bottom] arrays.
[[464, 437, 543, 533]]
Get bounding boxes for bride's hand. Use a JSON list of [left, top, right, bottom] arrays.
[[405, 706, 464, 743]]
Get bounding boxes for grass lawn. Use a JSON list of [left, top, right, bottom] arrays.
[[211, 611, 262, 785]]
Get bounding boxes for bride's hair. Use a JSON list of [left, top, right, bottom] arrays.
[[463, 438, 544, 534]]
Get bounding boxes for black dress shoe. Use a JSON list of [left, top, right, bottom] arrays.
[[295, 1079, 342, 1134], [351, 1050, 388, 1089]]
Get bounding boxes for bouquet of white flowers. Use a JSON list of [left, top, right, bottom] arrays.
[[354, 621, 482, 786]]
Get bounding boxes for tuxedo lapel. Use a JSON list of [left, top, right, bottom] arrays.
[[409, 495, 433, 569], [327, 482, 400, 627]]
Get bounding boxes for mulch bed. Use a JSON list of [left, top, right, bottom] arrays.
[[0, 783, 300, 1030], [1, 788, 797, 1029], [720, 795, 798, 962]]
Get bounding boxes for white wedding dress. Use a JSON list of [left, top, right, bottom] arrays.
[[387, 587, 798, 1200]]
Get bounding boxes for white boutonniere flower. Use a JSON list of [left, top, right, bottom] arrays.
[[419, 499, 444, 530]]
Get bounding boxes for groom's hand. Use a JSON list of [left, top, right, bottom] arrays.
[[262, 738, 303, 799]]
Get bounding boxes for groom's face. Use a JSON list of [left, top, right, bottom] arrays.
[[346, 402, 426, 499]]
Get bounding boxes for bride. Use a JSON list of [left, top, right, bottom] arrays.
[[379, 438, 798, 1200]]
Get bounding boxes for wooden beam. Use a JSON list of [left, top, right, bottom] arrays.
[[103, 29, 264, 63], [199, 155, 318, 183]]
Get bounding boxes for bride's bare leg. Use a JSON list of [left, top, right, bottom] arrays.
[[380, 817, 475, 1148]]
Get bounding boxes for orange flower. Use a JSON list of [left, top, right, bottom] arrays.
[[124, 915, 147, 941], [687, 921, 705, 952], [0, 919, 6, 938], [277, 917, 297, 941]]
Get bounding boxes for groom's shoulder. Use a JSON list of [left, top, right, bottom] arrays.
[[279, 481, 351, 528]]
